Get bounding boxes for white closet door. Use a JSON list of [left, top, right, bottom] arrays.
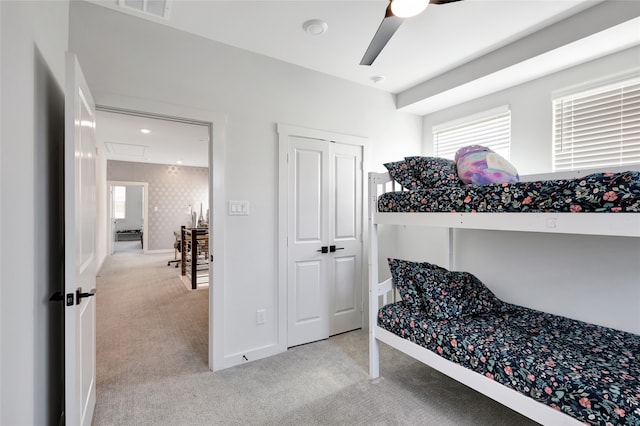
[[288, 137, 330, 347], [287, 136, 363, 347], [329, 143, 362, 336]]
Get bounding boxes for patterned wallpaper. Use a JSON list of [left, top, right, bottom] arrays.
[[107, 160, 209, 251]]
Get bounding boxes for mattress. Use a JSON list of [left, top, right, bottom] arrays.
[[377, 171, 640, 213], [378, 302, 640, 425]]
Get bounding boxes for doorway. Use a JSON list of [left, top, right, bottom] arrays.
[[95, 106, 214, 362], [108, 181, 147, 255]]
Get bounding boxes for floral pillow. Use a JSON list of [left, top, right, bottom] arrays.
[[415, 263, 504, 319], [405, 156, 462, 188], [387, 258, 448, 312], [384, 160, 421, 191]]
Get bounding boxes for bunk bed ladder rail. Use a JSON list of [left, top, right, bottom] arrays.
[[368, 172, 401, 379], [368, 173, 387, 379]]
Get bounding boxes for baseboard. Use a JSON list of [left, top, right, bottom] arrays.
[[223, 343, 286, 369]]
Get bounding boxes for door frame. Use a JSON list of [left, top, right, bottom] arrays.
[[107, 181, 148, 255], [95, 100, 226, 371], [277, 123, 368, 352]]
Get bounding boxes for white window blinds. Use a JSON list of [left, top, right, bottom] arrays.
[[553, 76, 640, 171], [432, 106, 511, 160]]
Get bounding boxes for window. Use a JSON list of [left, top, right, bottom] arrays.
[[553, 75, 640, 171], [114, 186, 126, 219], [433, 106, 511, 160]]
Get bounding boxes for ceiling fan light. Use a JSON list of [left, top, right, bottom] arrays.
[[390, 0, 428, 18]]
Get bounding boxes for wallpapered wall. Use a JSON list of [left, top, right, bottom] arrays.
[[107, 160, 209, 251]]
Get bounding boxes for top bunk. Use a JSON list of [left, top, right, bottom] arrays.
[[369, 158, 640, 238]]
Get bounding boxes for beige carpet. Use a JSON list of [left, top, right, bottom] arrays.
[[93, 252, 538, 425]]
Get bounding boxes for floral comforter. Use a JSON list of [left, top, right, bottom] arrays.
[[378, 302, 640, 425], [378, 171, 640, 213]]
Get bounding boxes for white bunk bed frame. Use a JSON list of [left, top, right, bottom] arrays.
[[368, 165, 640, 426]]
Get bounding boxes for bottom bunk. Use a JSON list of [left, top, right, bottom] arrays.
[[369, 262, 640, 426]]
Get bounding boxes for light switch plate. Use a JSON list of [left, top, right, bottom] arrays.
[[228, 200, 249, 216]]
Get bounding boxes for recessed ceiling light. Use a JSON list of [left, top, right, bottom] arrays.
[[140, 128, 151, 134], [176, 160, 183, 165], [371, 75, 386, 84], [302, 19, 328, 36]]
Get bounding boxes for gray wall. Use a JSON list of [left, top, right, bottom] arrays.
[[108, 161, 208, 251], [1, 1, 69, 424]]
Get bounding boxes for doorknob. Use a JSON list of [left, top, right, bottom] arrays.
[[329, 245, 344, 252], [316, 246, 329, 253], [76, 287, 96, 304]]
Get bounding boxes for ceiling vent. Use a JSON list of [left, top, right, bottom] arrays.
[[117, 0, 171, 20]]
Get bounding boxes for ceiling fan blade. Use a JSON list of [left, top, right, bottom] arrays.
[[429, 0, 463, 4], [359, 5, 403, 66]]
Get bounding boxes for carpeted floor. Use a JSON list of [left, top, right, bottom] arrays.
[[93, 252, 538, 425]]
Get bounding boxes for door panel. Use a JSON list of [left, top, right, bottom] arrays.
[[294, 261, 323, 322], [295, 149, 323, 241], [334, 154, 357, 239], [65, 52, 96, 426], [333, 256, 356, 313]]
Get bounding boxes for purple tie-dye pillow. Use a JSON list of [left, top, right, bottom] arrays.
[[455, 145, 519, 185]]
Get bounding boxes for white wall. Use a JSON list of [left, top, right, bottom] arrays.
[[0, 1, 69, 424], [96, 146, 108, 271], [416, 47, 640, 335], [69, 1, 421, 368]]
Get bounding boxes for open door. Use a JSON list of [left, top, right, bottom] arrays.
[[64, 52, 97, 426]]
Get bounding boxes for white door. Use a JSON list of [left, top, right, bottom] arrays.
[[287, 136, 363, 347], [64, 52, 97, 426]]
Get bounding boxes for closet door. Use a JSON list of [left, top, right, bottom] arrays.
[[287, 136, 363, 347], [328, 143, 362, 336], [287, 137, 331, 347]]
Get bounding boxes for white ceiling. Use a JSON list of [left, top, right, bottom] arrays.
[[96, 110, 210, 168], [89, 0, 615, 94], [89, 0, 639, 166]]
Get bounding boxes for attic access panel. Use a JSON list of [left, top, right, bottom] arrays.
[[118, 0, 171, 19]]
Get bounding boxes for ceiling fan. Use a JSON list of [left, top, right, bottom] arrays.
[[360, 0, 463, 66]]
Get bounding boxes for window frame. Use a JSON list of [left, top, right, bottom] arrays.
[[432, 105, 512, 161]]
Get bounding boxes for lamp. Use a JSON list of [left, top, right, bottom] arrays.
[[390, 0, 428, 18]]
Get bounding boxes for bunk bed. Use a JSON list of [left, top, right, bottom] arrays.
[[368, 159, 640, 426]]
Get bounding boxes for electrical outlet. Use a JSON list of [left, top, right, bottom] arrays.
[[256, 309, 266, 325]]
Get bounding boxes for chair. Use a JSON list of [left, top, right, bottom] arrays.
[[167, 230, 181, 268]]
